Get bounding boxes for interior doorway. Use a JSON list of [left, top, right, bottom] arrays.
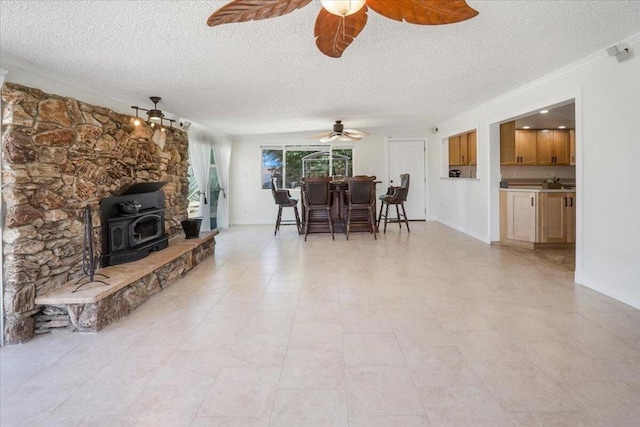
[[387, 139, 426, 220], [496, 99, 577, 275]]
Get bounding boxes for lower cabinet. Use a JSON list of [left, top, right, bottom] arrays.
[[501, 190, 575, 247], [506, 191, 537, 242], [539, 192, 575, 243]]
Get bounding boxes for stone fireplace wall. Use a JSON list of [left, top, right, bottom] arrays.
[[1, 83, 190, 343]]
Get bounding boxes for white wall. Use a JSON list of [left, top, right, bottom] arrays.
[[1, 52, 144, 118], [230, 128, 428, 225], [429, 33, 640, 308]]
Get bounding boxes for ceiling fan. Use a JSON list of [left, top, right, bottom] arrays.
[[207, 0, 479, 58], [309, 120, 370, 142]]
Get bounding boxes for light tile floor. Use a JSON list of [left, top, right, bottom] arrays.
[[1, 223, 639, 426]]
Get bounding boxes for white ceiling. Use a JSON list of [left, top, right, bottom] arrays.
[[1, 1, 639, 137], [514, 102, 575, 130]]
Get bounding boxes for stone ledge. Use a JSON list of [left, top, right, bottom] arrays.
[[36, 231, 217, 305]]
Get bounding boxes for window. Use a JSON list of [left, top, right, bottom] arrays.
[[261, 148, 283, 189], [261, 146, 353, 189]]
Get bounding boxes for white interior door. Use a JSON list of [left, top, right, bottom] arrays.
[[388, 139, 426, 220]]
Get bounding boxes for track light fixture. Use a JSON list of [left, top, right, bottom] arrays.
[[131, 97, 175, 130]]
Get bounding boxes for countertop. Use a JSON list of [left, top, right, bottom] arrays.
[[500, 187, 575, 193]]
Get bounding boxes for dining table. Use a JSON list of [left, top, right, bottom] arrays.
[[300, 178, 381, 235]]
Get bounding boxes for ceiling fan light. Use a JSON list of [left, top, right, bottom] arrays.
[[320, 0, 366, 16], [148, 109, 163, 121]]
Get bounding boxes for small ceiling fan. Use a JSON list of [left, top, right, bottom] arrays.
[[309, 120, 370, 142], [207, 0, 479, 58]]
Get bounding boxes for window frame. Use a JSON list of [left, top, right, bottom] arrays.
[[261, 144, 354, 190]]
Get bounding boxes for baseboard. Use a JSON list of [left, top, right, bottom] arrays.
[[575, 275, 640, 310], [434, 218, 491, 244], [231, 220, 274, 226]]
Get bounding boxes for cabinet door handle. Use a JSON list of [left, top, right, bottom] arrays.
[[564, 197, 567, 207], [531, 197, 534, 207], [570, 197, 573, 207], [461, 155, 464, 163]]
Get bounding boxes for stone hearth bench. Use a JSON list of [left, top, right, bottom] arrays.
[[34, 231, 218, 332]]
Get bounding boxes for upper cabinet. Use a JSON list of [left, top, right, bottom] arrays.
[[536, 130, 569, 165], [569, 129, 576, 165], [515, 129, 537, 165], [449, 129, 477, 166], [449, 135, 461, 165], [500, 121, 535, 165], [500, 121, 574, 166], [467, 130, 477, 166]]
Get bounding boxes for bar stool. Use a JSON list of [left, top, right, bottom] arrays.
[[271, 179, 301, 235], [377, 174, 410, 233]]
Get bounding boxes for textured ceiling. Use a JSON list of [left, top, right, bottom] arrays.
[[1, 1, 639, 137], [515, 102, 575, 130]]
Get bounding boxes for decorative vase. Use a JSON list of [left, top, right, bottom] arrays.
[[181, 218, 202, 239]]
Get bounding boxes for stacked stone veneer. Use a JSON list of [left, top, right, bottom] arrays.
[[1, 83, 190, 343], [69, 237, 215, 332]]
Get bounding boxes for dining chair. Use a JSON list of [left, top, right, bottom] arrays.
[[377, 173, 410, 233], [345, 175, 377, 240], [271, 179, 301, 235], [301, 176, 334, 241]]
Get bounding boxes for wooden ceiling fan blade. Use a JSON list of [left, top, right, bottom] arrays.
[[339, 134, 361, 142], [344, 129, 370, 137], [207, 0, 312, 27], [366, 0, 478, 25], [314, 6, 368, 58], [308, 131, 333, 139], [321, 135, 340, 143]]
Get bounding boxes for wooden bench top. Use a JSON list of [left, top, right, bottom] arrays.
[[35, 231, 218, 305]]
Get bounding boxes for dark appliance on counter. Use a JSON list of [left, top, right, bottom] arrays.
[[449, 169, 462, 178], [100, 182, 169, 266]]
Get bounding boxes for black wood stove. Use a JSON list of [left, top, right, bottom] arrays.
[[100, 182, 169, 266]]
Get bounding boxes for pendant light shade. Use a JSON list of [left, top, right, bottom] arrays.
[[131, 96, 175, 130], [320, 0, 366, 16], [147, 96, 164, 121]]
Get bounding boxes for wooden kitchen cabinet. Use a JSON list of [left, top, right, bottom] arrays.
[[515, 130, 537, 165], [569, 129, 576, 165], [449, 135, 461, 165], [502, 124, 575, 166], [565, 193, 575, 243], [539, 192, 575, 243], [540, 192, 565, 242], [500, 122, 536, 165], [505, 191, 538, 242], [501, 190, 576, 247], [536, 130, 569, 165], [459, 133, 468, 165], [554, 130, 570, 165], [468, 130, 477, 166], [449, 130, 475, 166]]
